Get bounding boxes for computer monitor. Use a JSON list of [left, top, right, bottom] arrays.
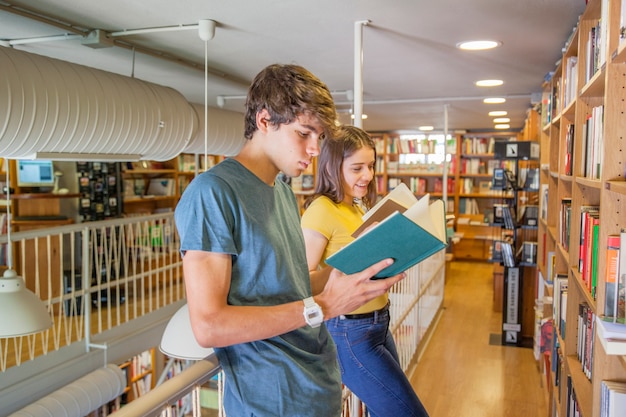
[[16, 160, 55, 190]]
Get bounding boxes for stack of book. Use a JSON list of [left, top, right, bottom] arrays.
[[595, 318, 626, 355]]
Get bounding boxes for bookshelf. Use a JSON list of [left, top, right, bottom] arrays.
[[370, 132, 455, 208], [537, 0, 626, 416], [366, 131, 546, 262], [454, 133, 518, 261], [122, 348, 156, 403], [121, 154, 222, 215]]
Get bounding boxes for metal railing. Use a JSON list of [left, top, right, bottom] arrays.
[[110, 251, 446, 417], [0, 213, 185, 372], [1, 214, 445, 416]]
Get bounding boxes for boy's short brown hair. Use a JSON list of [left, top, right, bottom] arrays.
[[244, 64, 338, 140]]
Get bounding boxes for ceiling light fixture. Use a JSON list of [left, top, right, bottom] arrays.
[[488, 111, 508, 117], [0, 163, 53, 338], [495, 124, 510, 129], [493, 117, 511, 123], [484, 97, 506, 104], [457, 40, 501, 51], [418, 126, 434, 131], [476, 79, 504, 87]]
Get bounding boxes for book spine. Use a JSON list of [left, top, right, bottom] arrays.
[[604, 235, 620, 318], [618, 230, 626, 323], [591, 219, 600, 299]]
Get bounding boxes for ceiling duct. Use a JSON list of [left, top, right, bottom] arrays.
[[184, 103, 245, 156], [0, 47, 197, 161]]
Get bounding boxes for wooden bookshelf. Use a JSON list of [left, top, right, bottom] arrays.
[[122, 154, 222, 215], [537, 0, 626, 416]]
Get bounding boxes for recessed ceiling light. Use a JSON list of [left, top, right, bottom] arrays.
[[488, 111, 508, 116], [493, 117, 510, 123], [494, 124, 510, 129], [456, 40, 501, 51], [418, 125, 434, 131], [476, 79, 504, 87], [484, 97, 506, 104], [350, 114, 368, 119]]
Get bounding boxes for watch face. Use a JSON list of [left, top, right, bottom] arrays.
[[306, 311, 322, 321], [304, 298, 323, 327]]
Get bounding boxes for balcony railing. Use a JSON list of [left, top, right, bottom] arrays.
[[109, 251, 446, 417], [0, 212, 185, 372], [1, 213, 445, 416]]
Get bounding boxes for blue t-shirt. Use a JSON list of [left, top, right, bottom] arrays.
[[175, 158, 341, 416]]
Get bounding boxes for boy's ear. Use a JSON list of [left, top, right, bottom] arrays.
[[256, 109, 272, 133]]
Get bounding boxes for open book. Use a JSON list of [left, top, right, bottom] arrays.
[[327, 183, 447, 279], [351, 182, 419, 237]]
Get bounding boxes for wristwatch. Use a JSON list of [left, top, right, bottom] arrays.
[[303, 297, 324, 328]]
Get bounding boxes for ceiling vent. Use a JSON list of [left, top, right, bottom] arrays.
[[0, 47, 197, 161], [184, 104, 245, 156]]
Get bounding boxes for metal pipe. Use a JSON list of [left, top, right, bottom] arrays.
[[353, 20, 370, 129], [110, 24, 199, 37], [7, 33, 82, 45], [443, 105, 449, 207]]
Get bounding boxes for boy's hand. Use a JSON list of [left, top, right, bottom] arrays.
[[315, 258, 405, 319]]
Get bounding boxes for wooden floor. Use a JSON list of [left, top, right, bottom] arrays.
[[410, 260, 548, 417]]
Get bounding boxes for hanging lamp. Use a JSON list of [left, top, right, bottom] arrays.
[[160, 20, 216, 360], [160, 303, 213, 360], [0, 161, 52, 337]]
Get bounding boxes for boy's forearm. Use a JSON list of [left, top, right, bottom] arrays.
[[190, 300, 313, 348]]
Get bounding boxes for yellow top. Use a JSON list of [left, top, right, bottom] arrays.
[[301, 196, 388, 314]]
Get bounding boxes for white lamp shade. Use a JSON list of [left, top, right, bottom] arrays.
[[0, 269, 52, 337], [160, 304, 214, 360]]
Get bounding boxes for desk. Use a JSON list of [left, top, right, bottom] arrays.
[[3, 192, 79, 229]]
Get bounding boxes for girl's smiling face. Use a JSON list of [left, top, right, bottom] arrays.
[[340, 146, 376, 204]]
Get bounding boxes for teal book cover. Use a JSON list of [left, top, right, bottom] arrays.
[[326, 196, 447, 279]]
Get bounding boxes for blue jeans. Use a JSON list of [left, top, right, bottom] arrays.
[[326, 307, 429, 417]]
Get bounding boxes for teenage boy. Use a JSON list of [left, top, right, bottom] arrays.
[[175, 63, 405, 416]]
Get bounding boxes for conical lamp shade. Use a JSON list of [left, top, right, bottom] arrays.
[[160, 304, 213, 360], [0, 269, 53, 337]]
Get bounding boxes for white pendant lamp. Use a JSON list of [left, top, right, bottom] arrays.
[[0, 269, 53, 337], [0, 162, 52, 338], [160, 303, 213, 360], [160, 21, 216, 361]]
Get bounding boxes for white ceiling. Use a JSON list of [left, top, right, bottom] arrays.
[[0, 0, 586, 135]]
